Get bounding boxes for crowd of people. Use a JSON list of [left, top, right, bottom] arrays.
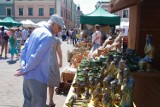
[[0, 16, 63, 106], [59, 24, 128, 57], [88, 24, 128, 58], [0, 26, 33, 61], [60, 27, 89, 46]]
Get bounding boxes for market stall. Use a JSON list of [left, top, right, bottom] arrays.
[[80, 6, 120, 25], [63, 5, 137, 107], [64, 48, 136, 107], [63, 1, 160, 106], [110, 0, 160, 107], [20, 20, 38, 28], [36, 21, 48, 27], [0, 17, 22, 27], [79, 6, 121, 48]]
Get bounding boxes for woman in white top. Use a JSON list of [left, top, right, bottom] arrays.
[[91, 24, 102, 53]]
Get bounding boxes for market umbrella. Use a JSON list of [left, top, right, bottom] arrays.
[[0, 26, 9, 30], [37, 21, 48, 27], [0, 19, 12, 27], [0, 17, 22, 27], [21, 20, 38, 28]]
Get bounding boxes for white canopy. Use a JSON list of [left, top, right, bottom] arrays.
[[0, 26, 9, 30], [116, 21, 129, 29], [36, 21, 48, 27], [21, 20, 38, 28], [120, 21, 129, 28]]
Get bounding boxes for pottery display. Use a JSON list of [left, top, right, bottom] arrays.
[[66, 51, 135, 107]]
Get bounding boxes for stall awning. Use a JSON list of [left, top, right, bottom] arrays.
[[0, 17, 22, 27], [110, 0, 143, 13], [80, 6, 120, 25]]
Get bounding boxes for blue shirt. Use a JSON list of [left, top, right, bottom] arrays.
[[20, 25, 54, 84]]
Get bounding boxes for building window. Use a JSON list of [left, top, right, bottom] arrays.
[[49, 8, 54, 16], [6, 8, 11, 16], [123, 10, 128, 18], [28, 8, 33, 16], [39, 8, 44, 16], [19, 8, 23, 16]]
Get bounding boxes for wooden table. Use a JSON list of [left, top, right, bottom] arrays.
[[131, 72, 160, 107], [64, 73, 136, 107], [63, 74, 77, 107]]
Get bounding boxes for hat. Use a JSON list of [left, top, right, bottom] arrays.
[[48, 14, 65, 29]]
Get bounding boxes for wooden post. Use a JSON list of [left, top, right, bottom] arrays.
[[128, 5, 140, 50]]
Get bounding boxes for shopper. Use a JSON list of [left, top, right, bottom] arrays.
[[8, 28, 19, 61], [72, 28, 77, 46], [48, 34, 62, 107], [21, 28, 29, 44], [0, 26, 9, 58], [14, 14, 64, 107], [91, 24, 102, 52], [15, 27, 22, 57]]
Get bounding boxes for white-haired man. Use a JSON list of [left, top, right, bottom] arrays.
[[14, 14, 64, 107]]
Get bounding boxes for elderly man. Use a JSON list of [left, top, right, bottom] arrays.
[[14, 14, 64, 107]]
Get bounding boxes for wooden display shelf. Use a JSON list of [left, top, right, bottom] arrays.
[[63, 74, 77, 107], [64, 73, 136, 107], [131, 72, 160, 107]]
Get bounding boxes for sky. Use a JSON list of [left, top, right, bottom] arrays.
[[73, 0, 99, 14]]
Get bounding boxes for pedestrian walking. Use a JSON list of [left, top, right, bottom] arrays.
[[21, 28, 29, 44], [8, 28, 19, 61], [48, 35, 62, 107], [15, 26, 22, 57], [72, 28, 77, 46], [66, 30, 70, 44], [91, 24, 102, 53], [0, 26, 9, 58], [61, 29, 66, 41], [14, 14, 64, 107]]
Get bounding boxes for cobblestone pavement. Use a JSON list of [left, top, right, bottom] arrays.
[[0, 40, 74, 107]]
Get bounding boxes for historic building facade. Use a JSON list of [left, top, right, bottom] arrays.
[[96, 0, 129, 22], [0, 0, 82, 29], [0, 0, 15, 19], [76, 6, 83, 29], [14, 0, 78, 29], [14, 0, 56, 23], [58, 0, 77, 29]]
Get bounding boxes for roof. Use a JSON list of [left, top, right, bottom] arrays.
[[0, 17, 22, 27], [80, 6, 120, 25], [110, 0, 143, 13]]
